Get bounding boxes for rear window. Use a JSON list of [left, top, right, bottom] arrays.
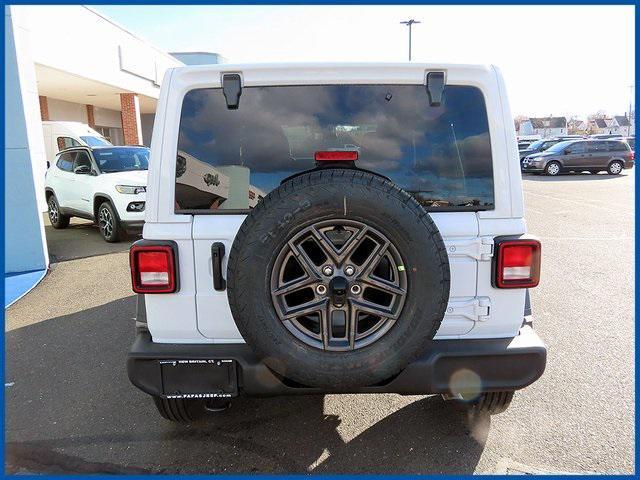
[[175, 84, 494, 213], [606, 140, 629, 151]]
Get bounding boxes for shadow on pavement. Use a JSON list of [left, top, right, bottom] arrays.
[[6, 297, 487, 474], [522, 172, 629, 182], [44, 218, 137, 263]]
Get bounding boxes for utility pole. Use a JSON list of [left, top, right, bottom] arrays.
[[400, 19, 421, 61], [628, 85, 634, 136]]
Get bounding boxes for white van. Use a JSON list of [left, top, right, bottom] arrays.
[[42, 121, 112, 165]]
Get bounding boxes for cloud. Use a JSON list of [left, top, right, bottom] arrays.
[[178, 84, 493, 205]]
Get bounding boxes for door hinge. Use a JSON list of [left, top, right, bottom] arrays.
[[445, 237, 494, 261], [445, 297, 491, 322]]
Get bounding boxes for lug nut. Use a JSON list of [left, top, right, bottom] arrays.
[[322, 266, 334, 276], [350, 284, 362, 295], [316, 284, 327, 295], [344, 265, 355, 276]]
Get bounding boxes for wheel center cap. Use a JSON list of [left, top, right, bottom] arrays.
[[328, 276, 348, 307]]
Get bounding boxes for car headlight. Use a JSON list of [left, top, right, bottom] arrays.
[[116, 185, 146, 194]]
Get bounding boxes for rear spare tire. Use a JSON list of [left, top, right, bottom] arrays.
[[227, 169, 450, 389]]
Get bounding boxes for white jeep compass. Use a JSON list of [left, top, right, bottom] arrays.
[[127, 63, 546, 423], [45, 145, 149, 242]]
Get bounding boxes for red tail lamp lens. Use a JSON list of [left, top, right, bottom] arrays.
[[314, 151, 359, 162], [130, 245, 176, 293], [495, 240, 541, 288]]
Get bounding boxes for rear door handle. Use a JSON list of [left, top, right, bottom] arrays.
[[211, 242, 226, 291]]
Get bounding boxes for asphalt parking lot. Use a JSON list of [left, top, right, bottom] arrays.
[[5, 172, 634, 474]]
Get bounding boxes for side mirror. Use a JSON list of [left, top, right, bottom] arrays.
[[46, 161, 50, 169], [564, 149, 571, 155], [74, 165, 91, 175]]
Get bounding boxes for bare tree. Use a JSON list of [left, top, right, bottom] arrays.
[[513, 114, 528, 132]]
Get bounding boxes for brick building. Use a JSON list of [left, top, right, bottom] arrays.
[[5, 5, 223, 295]]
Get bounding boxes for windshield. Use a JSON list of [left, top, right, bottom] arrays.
[[545, 140, 574, 153], [80, 135, 112, 147], [93, 147, 149, 173], [527, 140, 545, 150], [176, 84, 495, 212]]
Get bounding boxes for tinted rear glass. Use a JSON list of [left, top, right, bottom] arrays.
[[176, 84, 494, 212], [606, 140, 629, 151]]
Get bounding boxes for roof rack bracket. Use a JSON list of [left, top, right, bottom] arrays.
[[222, 73, 242, 110]]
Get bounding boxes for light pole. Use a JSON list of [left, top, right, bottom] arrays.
[[400, 19, 421, 61], [628, 85, 634, 136]]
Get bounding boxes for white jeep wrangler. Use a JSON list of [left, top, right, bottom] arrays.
[[127, 63, 546, 423]]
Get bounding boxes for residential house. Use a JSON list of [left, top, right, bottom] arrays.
[[518, 117, 567, 137], [590, 116, 634, 136], [568, 118, 589, 135]]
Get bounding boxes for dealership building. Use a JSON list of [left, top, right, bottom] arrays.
[[5, 5, 223, 305]]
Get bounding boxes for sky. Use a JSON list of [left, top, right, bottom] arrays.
[[95, 5, 635, 119]]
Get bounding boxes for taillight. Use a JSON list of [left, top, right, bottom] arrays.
[[493, 238, 541, 289], [314, 150, 359, 162], [629, 151, 634, 160], [130, 243, 178, 293]]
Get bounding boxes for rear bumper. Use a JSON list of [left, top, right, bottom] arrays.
[[121, 220, 144, 234], [127, 323, 546, 397]]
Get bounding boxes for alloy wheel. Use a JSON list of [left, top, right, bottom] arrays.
[[547, 163, 560, 175], [610, 162, 622, 174], [98, 206, 113, 239], [48, 199, 58, 224], [270, 220, 407, 351]]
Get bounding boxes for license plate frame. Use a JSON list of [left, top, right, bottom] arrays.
[[159, 359, 238, 399]]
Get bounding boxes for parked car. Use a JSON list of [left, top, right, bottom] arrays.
[[42, 121, 111, 166], [619, 136, 635, 150], [127, 63, 546, 423], [519, 137, 566, 159], [589, 133, 625, 140], [521, 139, 634, 176], [44, 145, 149, 242]]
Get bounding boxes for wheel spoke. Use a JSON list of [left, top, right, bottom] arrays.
[[356, 240, 390, 278], [361, 276, 405, 297], [281, 297, 328, 321], [273, 276, 317, 298], [311, 225, 368, 265], [351, 297, 399, 320], [288, 240, 322, 279]]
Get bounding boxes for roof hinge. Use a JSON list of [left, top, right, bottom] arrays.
[[222, 73, 242, 110], [426, 71, 445, 107]]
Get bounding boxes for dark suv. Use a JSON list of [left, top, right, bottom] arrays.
[[521, 139, 634, 176]]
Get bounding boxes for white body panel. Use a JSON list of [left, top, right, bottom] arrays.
[[142, 63, 528, 344], [44, 150, 147, 223]]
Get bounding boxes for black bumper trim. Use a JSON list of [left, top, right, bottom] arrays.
[[127, 325, 546, 397], [122, 221, 144, 234]]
